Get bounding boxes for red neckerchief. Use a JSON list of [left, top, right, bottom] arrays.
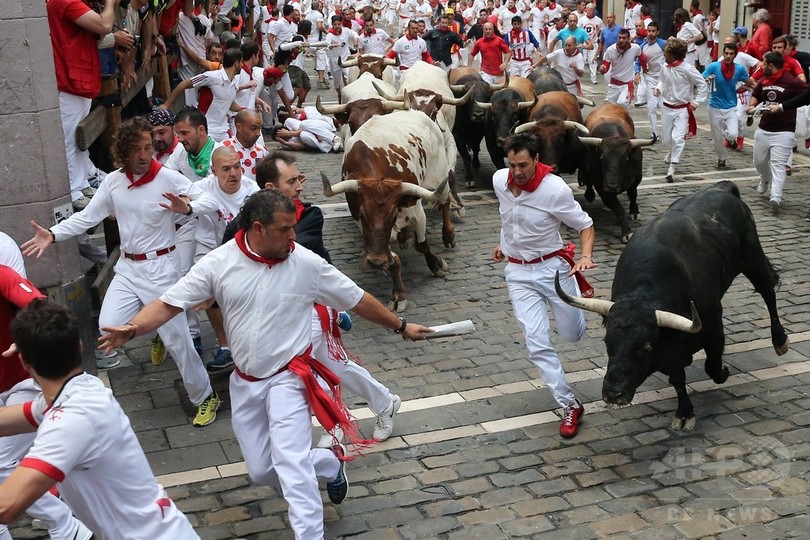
[[293, 198, 305, 221], [565, 48, 580, 57], [364, 28, 376, 35], [328, 27, 342, 35], [341, 18, 352, 28], [507, 162, 553, 193], [241, 63, 254, 79], [234, 228, 293, 268], [510, 28, 523, 39], [691, 9, 702, 16], [720, 60, 736, 80], [762, 68, 784, 86], [405, 33, 418, 40], [548, 1, 556, 8], [126, 159, 162, 189], [675, 23, 682, 31], [667, 59, 684, 68], [154, 138, 178, 162], [506, 7, 516, 13]]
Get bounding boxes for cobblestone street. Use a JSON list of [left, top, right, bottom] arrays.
[[11, 75, 810, 539]]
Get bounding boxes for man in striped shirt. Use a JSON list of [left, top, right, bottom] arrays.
[[504, 15, 542, 76]]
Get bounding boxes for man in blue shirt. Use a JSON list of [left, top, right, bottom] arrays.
[[702, 42, 755, 168], [597, 12, 619, 64], [549, 13, 592, 52]]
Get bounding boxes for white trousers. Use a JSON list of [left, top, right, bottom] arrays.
[[310, 307, 391, 414], [504, 256, 584, 408], [230, 369, 340, 540], [58, 91, 93, 202], [605, 82, 631, 108], [584, 47, 598, 83], [709, 107, 738, 161], [735, 88, 751, 136], [661, 105, 688, 164], [99, 258, 212, 405], [0, 380, 85, 540], [643, 74, 661, 137], [507, 59, 533, 78], [753, 128, 794, 203], [175, 220, 201, 338], [634, 75, 647, 105]]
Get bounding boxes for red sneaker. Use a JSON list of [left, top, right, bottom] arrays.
[[736, 136, 744, 150], [723, 140, 730, 148], [560, 400, 585, 438], [805, 138, 810, 149]]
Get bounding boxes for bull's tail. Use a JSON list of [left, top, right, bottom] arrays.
[[714, 180, 740, 198]]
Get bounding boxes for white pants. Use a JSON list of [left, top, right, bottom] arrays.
[[0, 380, 85, 540], [584, 47, 598, 83], [696, 43, 709, 67], [661, 105, 689, 165], [175, 219, 202, 338], [58, 91, 93, 202], [508, 59, 533, 78], [643, 74, 661, 137], [481, 72, 503, 84], [310, 308, 391, 414], [605, 82, 631, 108], [504, 257, 584, 409], [753, 128, 794, 203], [635, 75, 646, 105], [709, 107, 738, 161], [314, 48, 328, 73], [230, 369, 340, 540], [735, 88, 752, 137], [99, 258, 212, 405], [283, 118, 335, 153]]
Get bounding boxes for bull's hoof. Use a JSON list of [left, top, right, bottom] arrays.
[[630, 213, 639, 221], [432, 259, 449, 278], [397, 231, 412, 250], [387, 298, 408, 313], [713, 364, 730, 384], [454, 207, 466, 219], [472, 156, 480, 170], [443, 232, 456, 248], [774, 335, 790, 356], [671, 416, 697, 431], [584, 188, 595, 202], [621, 232, 633, 243]]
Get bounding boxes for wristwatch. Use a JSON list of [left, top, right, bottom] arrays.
[[394, 317, 408, 334], [184, 203, 193, 216]]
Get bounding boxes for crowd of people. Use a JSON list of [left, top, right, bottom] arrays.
[[1, 0, 810, 537]]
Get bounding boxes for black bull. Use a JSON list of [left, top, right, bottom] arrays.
[[556, 181, 790, 431]]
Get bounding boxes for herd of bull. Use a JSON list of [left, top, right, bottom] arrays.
[[313, 55, 791, 428]]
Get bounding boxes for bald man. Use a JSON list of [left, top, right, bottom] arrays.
[[223, 109, 269, 182]]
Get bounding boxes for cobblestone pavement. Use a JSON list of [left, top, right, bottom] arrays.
[[11, 68, 810, 538]]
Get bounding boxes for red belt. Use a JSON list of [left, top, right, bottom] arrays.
[[507, 247, 566, 265], [663, 102, 689, 109], [233, 352, 298, 382], [609, 77, 632, 86], [123, 245, 176, 261]]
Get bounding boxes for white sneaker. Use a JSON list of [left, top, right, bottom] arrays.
[[664, 152, 671, 164], [373, 394, 401, 441], [74, 520, 94, 540], [769, 198, 781, 214], [756, 180, 769, 195], [317, 426, 344, 449]]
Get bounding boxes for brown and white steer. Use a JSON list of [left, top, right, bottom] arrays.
[[340, 53, 399, 86], [321, 110, 453, 312]]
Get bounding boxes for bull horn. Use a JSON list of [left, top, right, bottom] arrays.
[[400, 177, 448, 202], [316, 96, 348, 115], [384, 57, 399, 66], [512, 121, 537, 135], [578, 136, 603, 147], [489, 72, 510, 91], [338, 57, 359, 68], [474, 101, 493, 110], [576, 96, 596, 107], [629, 138, 656, 148], [443, 87, 474, 106], [321, 172, 359, 197], [655, 302, 702, 334], [517, 96, 537, 110], [372, 80, 402, 101], [449, 83, 467, 93], [554, 271, 614, 316], [564, 121, 590, 135], [382, 99, 409, 112]]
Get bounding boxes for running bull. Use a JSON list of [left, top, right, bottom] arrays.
[[555, 181, 790, 430], [321, 110, 453, 312]]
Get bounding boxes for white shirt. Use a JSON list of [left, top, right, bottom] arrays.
[[21, 374, 197, 540], [359, 28, 391, 55], [51, 166, 218, 265], [546, 48, 584, 84], [306, 10, 325, 42], [177, 13, 213, 68], [222, 136, 269, 181], [165, 138, 225, 181], [190, 69, 240, 140], [493, 169, 592, 260], [734, 51, 759, 73], [194, 175, 258, 253], [390, 35, 430, 68], [623, 2, 641, 29], [603, 43, 641, 83], [326, 27, 359, 64], [0, 232, 25, 278], [578, 14, 602, 42], [414, 1, 433, 28], [656, 61, 708, 107], [677, 21, 701, 53], [498, 7, 521, 29], [233, 66, 264, 110], [270, 16, 299, 50], [641, 39, 666, 78], [161, 241, 365, 378]]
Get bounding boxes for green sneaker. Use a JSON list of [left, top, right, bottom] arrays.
[[151, 336, 167, 366], [193, 392, 221, 427]]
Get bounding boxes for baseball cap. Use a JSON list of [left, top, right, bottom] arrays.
[[733, 26, 748, 37]]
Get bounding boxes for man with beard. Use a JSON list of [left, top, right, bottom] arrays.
[[20, 117, 222, 428], [148, 109, 180, 165], [223, 110, 268, 181], [600, 28, 645, 108]]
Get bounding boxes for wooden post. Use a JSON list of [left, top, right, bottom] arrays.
[[153, 54, 171, 102]]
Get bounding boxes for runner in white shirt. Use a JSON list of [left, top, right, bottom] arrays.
[[21, 117, 222, 428], [527, 0, 549, 53], [326, 15, 359, 96], [306, 3, 330, 88], [578, 3, 602, 84], [0, 301, 197, 539], [223, 110, 269, 181], [623, 0, 641, 31], [545, 15, 565, 52], [674, 8, 701, 67], [497, 0, 522, 33], [358, 19, 394, 55], [600, 28, 644, 108], [260, 4, 278, 66], [397, 0, 415, 31], [638, 22, 667, 140], [414, 0, 433, 29], [386, 20, 433, 83], [269, 5, 299, 52], [689, 0, 709, 68], [541, 36, 585, 95], [99, 189, 433, 540]]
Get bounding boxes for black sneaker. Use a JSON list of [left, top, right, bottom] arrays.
[[665, 175, 675, 183], [716, 160, 726, 168], [326, 444, 349, 504]]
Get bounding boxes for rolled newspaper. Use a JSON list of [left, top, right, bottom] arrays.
[[426, 319, 476, 339]]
